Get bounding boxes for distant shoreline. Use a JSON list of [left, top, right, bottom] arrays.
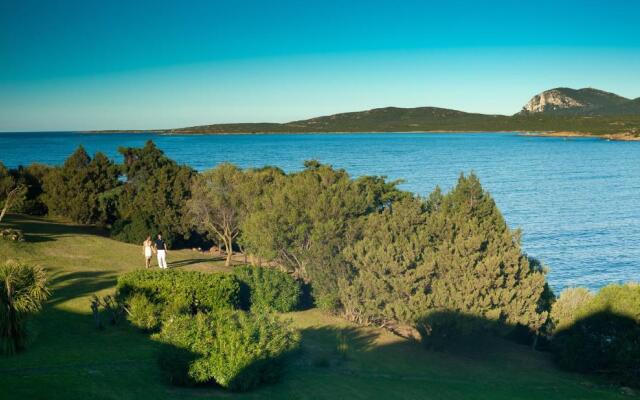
[[81, 129, 640, 141]]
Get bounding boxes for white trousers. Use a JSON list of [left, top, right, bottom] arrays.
[[157, 250, 167, 269]]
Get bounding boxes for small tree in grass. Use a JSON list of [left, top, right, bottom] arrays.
[[0, 260, 50, 355], [186, 163, 251, 267]]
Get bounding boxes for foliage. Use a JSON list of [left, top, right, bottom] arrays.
[[0, 162, 27, 224], [89, 293, 126, 327], [0, 260, 50, 355], [233, 265, 301, 312], [551, 283, 640, 387], [340, 197, 430, 326], [8, 164, 51, 216], [341, 174, 549, 345], [549, 287, 594, 333], [126, 293, 161, 331], [112, 141, 194, 246], [116, 269, 240, 313], [185, 163, 267, 266], [42, 146, 120, 225], [419, 174, 549, 342], [154, 311, 300, 391], [241, 162, 403, 311]]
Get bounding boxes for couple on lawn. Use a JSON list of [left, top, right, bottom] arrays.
[[142, 233, 169, 269]]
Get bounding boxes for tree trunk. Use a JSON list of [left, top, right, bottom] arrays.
[[0, 187, 19, 224], [224, 237, 233, 267]]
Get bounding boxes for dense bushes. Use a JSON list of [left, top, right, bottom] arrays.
[[117, 268, 300, 391], [117, 269, 241, 313], [551, 284, 640, 387], [154, 311, 300, 391], [0, 260, 50, 355], [340, 175, 549, 345], [42, 146, 120, 225], [240, 162, 405, 311], [111, 141, 194, 246], [233, 265, 301, 312]]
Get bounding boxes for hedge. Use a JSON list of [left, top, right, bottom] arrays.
[[117, 269, 240, 313]]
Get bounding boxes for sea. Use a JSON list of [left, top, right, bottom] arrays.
[[1, 131, 639, 293]]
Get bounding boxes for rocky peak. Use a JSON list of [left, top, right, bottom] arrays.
[[521, 89, 585, 113]]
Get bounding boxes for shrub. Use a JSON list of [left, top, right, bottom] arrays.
[[116, 269, 240, 313], [550, 287, 594, 333], [0, 260, 50, 355], [154, 311, 300, 391], [551, 283, 640, 387], [126, 293, 161, 331], [233, 265, 301, 312]]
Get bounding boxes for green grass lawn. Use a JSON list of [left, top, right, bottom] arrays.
[[0, 214, 636, 400]]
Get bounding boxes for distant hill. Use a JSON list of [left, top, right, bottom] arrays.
[[518, 87, 640, 116], [92, 87, 640, 138]]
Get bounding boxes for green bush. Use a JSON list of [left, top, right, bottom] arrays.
[[117, 269, 240, 313], [126, 293, 160, 331], [551, 284, 640, 387], [550, 287, 594, 333], [233, 265, 301, 312], [0, 260, 50, 355], [154, 311, 300, 391]]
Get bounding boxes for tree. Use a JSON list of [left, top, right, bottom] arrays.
[[340, 173, 549, 344], [186, 163, 253, 266], [42, 146, 120, 224], [0, 163, 26, 224], [0, 260, 50, 355], [420, 173, 549, 339], [113, 141, 194, 245], [341, 197, 432, 326], [551, 283, 640, 387], [241, 161, 403, 310]]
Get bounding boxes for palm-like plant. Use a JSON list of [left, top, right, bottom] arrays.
[[0, 260, 50, 355]]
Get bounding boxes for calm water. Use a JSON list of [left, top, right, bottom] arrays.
[[1, 131, 639, 292]]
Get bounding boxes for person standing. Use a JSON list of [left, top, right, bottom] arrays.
[[142, 235, 154, 268], [155, 233, 168, 269]]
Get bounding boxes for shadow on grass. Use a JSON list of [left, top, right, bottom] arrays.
[[2, 214, 109, 243], [47, 270, 118, 305]]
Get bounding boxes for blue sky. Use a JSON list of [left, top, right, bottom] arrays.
[[1, 0, 639, 131]]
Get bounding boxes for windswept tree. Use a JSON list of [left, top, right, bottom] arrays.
[[422, 173, 549, 337], [341, 173, 550, 344], [42, 146, 120, 224], [0, 162, 26, 224], [0, 260, 50, 355]]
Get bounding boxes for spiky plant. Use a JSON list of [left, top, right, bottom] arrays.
[[0, 260, 50, 355]]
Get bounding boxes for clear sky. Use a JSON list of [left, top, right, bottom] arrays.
[[1, 0, 639, 131]]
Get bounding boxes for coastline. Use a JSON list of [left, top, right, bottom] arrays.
[[520, 131, 640, 142], [79, 129, 640, 141]]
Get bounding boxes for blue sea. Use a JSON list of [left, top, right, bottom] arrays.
[[1, 131, 639, 292]]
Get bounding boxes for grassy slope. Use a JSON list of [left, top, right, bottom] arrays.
[[0, 215, 636, 400]]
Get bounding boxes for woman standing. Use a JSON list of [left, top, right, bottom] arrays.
[[142, 235, 154, 268]]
